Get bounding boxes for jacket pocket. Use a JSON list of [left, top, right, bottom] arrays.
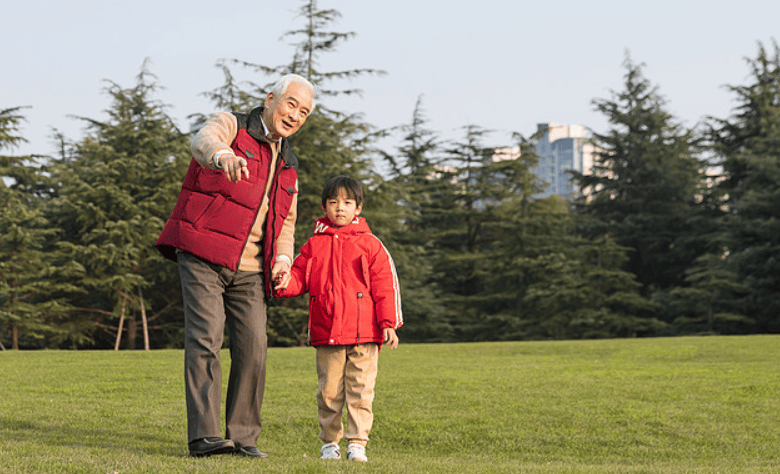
[[309, 294, 333, 342], [359, 254, 372, 291]]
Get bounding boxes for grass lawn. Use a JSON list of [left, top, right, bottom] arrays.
[[0, 335, 778, 473]]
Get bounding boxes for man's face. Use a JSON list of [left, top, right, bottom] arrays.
[[264, 82, 313, 139]]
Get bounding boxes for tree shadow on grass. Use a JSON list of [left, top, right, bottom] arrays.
[[0, 415, 184, 457]]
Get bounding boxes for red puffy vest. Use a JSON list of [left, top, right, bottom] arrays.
[[156, 110, 298, 298]]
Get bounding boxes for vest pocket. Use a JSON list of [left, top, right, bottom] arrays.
[[274, 172, 297, 218], [190, 194, 227, 230], [189, 193, 254, 238]]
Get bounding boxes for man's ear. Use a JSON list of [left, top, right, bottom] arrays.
[[355, 204, 363, 215], [265, 92, 275, 108]]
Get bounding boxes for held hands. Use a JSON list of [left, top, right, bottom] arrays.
[[272, 261, 291, 291], [218, 153, 250, 182], [383, 328, 399, 349]]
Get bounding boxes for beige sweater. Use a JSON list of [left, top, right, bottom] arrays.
[[191, 112, 297, 272]]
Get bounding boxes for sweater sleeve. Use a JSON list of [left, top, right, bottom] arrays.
[[191, 112, 238, 169], [274, 238, 310, 298], [369, 237, 403, 330]]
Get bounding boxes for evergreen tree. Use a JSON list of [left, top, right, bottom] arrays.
[[282, 0, 385, 101], [479, 132, 659, 340], [666, 253, 751, 334], [467, 132, 549, 340], [48, 63, 190, 349], [519, 226, 662, 340], [380, 96, 452, 341], [572, 55, 707, 306], [422, 124, 503, 340], [0, 108, 84, 349], [1, 109, 50, 348], [199, 0, 385, 116], [708, 40, 780, 333]]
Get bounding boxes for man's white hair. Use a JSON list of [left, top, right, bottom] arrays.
[[272, 74, 317, 112]]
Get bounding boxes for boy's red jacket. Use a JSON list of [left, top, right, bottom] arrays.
[[275, 216, 403, 346]]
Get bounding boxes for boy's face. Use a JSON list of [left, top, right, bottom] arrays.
[[322, 189, 362, 227]]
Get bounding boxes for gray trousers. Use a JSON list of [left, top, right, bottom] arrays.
[[177, 251, 267, 448]]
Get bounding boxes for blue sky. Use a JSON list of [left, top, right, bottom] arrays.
[[2, 0, 778, 159]]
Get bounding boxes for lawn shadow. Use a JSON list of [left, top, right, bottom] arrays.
[[0, 415, 184, 457]]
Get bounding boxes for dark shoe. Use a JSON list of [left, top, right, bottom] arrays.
[[189, 437, 236, 457], [235, 446, 269, 458]]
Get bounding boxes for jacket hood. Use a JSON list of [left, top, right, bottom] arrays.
[[312, 216, 371, 236]]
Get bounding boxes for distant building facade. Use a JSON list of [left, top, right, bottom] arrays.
[[534, 123, 595, 200]]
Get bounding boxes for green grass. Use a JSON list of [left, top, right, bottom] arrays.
[[1, 336, 778, 473]]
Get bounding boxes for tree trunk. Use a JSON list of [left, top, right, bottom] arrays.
[[127, 315, 137, 350], [11, 322, 18, 350], [114, 298, 126, 351], [139, 287, 150, 351]]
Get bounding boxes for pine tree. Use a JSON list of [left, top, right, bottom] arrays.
[[468, 132, 549, 340], [282, 0, 385, 100], [476, 132, 659, 340], [0, 108, 83, 348], [380, 96, 452, 341], [420, 124, 505, 340], [198, 0, 385, 115], [708, 40, 780, 333], [518, 227, 663, 340], [48, 62, 190, 349], [666, 254, 751, 334], [573, 55, 706, 304]]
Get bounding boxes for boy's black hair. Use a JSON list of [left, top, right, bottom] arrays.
[[321, 176, 363, 207]]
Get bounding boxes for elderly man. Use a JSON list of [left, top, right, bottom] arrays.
[[157, 74, 315, 458]]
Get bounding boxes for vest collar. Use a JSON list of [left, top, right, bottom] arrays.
[[246, 106, 298, 170]]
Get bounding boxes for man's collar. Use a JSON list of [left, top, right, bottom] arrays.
[[260, 113, 282, 145]]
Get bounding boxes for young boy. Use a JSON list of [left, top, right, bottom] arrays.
[[274, 176, 403, 462]]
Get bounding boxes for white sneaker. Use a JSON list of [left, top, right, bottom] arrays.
[[320, 442, 341, 459], [346, 443, 367, 462]]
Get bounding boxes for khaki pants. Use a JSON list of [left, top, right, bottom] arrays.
[[316, 344, 379, 447]]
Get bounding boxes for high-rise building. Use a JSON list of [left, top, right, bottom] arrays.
[[534, 123, 594, 200]]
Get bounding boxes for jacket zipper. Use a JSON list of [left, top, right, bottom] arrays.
[[356, 292, 363, 342]]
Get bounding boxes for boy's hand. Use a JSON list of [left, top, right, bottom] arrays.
[[382, 328, 399, 349], [273, 272, 288, 290]]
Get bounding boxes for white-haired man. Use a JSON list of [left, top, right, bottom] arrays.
[[157, 74, 316, 458]]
